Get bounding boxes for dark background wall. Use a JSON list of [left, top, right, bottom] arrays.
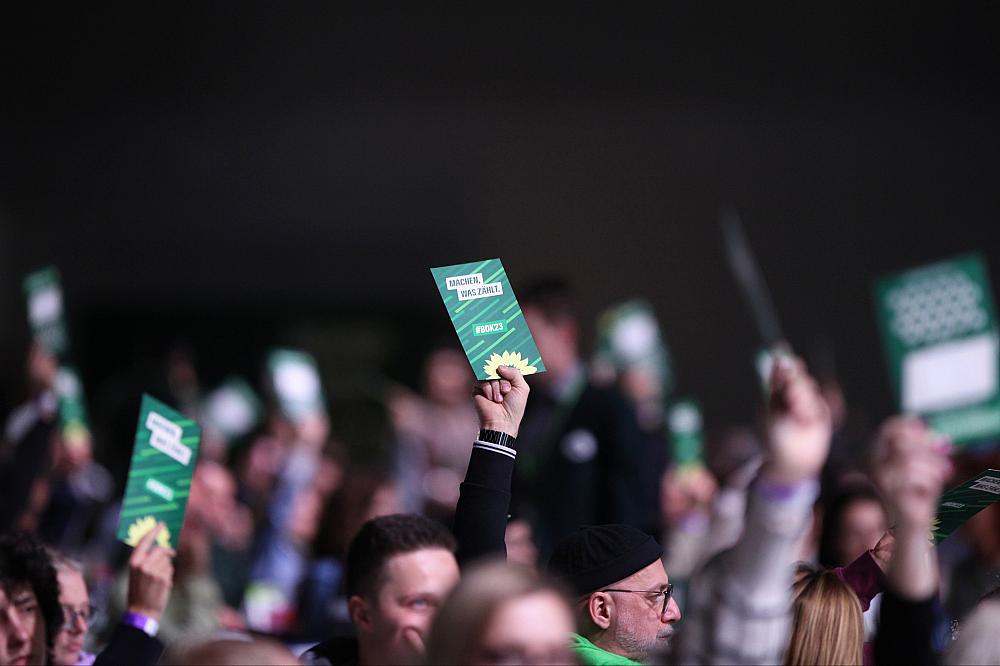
[[2, 4, 999, 458]]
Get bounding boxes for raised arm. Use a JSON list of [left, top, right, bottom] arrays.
[[678, 355, 831, 665], [453, 365, 529, 565], [873, 417, 951, 666]]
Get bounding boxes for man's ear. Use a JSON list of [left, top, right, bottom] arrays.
[[587, 592, 612, 630], [348, 595, 373, 631]]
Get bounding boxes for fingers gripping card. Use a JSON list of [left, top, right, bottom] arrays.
[[116, 394, 201, 550], [431, 258, 546, 380]]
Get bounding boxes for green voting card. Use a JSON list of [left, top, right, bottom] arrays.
[[23, 266, 69, 358], [668, 399, 704, 467], [201, 376, 263, 443], [267, 348, 326, 422], [875, 254, 1000, 445], [55, 366, 91, 447], [116, 394, 201, 550], [932, 469, 1000, 543], [431, 258, 545, 380]]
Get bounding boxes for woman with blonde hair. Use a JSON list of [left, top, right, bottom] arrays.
[[425, 559, 575, 665], [785, 563, 864, 666]]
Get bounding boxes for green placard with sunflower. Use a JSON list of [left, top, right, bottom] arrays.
[[116, 394, 201, 550], [431, 258, 546, 381]]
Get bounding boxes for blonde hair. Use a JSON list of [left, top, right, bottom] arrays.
[[784, 564, 864, 666], [424, 559, 570, 665]]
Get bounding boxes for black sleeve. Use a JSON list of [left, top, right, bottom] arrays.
[[874, 587, 940, 666], [0, 417, 55, 532], [452, 442, 516, 566], [94, 623, 165, 666]]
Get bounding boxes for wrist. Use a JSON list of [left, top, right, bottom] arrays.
[[478, 428, 517, 448], [480, 422, 518, 438], [122, 610, 160, 637]]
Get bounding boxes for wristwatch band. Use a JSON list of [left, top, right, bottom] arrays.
[[478, 428, 517, 450], [122, 611, 159, 637]]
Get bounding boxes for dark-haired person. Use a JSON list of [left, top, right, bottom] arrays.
[[1, 526, 173, 666], [0, 531, 61, 665], [514, 278, 650, 558], [302, 366, 530, 665]]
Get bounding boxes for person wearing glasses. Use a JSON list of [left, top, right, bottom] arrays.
[[548, 523, 680, 665], [46, 525, 172, 666], [46, 550, 93, 665]]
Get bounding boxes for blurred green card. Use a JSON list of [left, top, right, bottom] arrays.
[[267, 348, 326, 422], [201, 376, 263, 443], [431, 258, 545, 380], [875, 254, 1000, 445], [668, 399, 704, 467], [23, 266, 69, 358], [932, 469, 1000, 543], [116, 394, 201, 550]]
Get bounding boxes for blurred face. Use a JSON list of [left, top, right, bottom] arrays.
[[424, 349, 473, 406], [0, 586, 44, 666], [603, 560, 681, 662], [471, 591, 575, 665], [359, 548, 460, 665], [52, 570, 89, 666], [0, 588, 32, 666], [504, 520, 539, 570], [837, 499, 887, 566], [522, 306, 577, 382]]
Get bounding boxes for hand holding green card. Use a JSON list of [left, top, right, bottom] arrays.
[[116, 394, 201, 550], [430, 258, 546, 380]]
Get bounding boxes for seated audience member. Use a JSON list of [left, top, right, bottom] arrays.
[[818, 478, 889, 569], [3, 525, 172, 666], [46, 550, 94, 665], [301, 514, 460, 665], [0, 532, 61, 665], [785, 564, 864, 666], [303, 366, 530, 665], [168, 636, 302, 665], [425, 560, 574, 665], [675, 356, 833, 665], [548, 524, 680, 666]]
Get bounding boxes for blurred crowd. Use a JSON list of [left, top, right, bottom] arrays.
[[2, 277, 1000, 665]]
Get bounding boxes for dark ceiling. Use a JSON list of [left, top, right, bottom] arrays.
[[2, 3, 999, 434]]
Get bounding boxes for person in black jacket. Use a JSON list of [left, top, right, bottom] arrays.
[[0, 525, 172, 666], [302, 365, 529, 666], [513, 279, 650, 558]]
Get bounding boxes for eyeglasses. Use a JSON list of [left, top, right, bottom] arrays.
[[600, 583, 675, 616], [61, 604, 95, 629]]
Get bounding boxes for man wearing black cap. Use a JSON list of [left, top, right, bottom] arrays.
[[549, 354, 831, 665], [549, 524, 679, 665]]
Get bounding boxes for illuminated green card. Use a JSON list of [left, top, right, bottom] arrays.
[[267, 348, 326, 422], [431, 258, 545, 380], [116, 394, 201, 549], [932, 469, 1000, 543], [668, 399, 704, 467]]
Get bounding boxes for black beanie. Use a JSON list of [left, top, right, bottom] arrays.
[[547, 524, 663, 596]]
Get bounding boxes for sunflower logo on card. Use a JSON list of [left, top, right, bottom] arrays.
[[125, 515, 171, 548], [483, 351, 538, 379]]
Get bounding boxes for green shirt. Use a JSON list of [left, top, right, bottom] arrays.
[[570, 634, 642, 666]]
